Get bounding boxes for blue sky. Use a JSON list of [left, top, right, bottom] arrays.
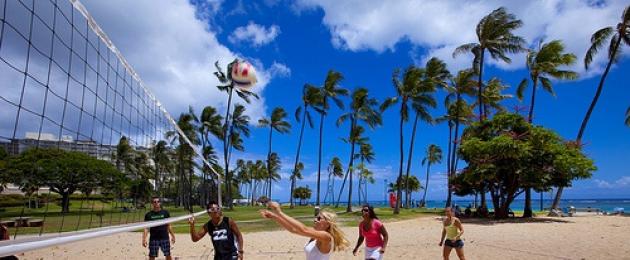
[[79, 0, 630, 202]]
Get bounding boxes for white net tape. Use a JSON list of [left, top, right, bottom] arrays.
[[0, 210, 205, 257]]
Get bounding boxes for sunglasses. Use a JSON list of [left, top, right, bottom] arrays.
[[362, 208, 369, 212], [207, 207, 221, 213]]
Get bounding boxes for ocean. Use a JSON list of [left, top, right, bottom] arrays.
[[325, 199, 630, 212]]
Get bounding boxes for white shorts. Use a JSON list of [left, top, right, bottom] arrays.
[[364, 246, 383, 260]]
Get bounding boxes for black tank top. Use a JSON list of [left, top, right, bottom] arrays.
[[204, 216, 237, 259]]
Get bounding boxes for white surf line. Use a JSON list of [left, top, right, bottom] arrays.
[[0, 210, 206, 257]]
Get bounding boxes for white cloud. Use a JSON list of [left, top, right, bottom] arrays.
[[595, 176, 630, 188], [295, 0, 628, 77], [269, 62, 292, 78], [80, 0, 279, 124], [229, 22, 281, 47]]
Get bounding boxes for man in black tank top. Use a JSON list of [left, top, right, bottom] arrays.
[[189, 201, 244, 260]]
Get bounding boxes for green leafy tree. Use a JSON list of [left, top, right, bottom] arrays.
[[258, 107, 291, 199], [453, 7, 525, 120], [5, 148, 125, 213], [420, 144, 442, 207], [293, 186, 312, 206], [456, 113, 596, 218]]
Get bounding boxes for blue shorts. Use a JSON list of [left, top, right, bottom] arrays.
[[445, 239, 464, 248], [149, 239, 171, 257]]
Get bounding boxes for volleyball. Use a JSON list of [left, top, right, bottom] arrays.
[[231, 60, 257, 89]]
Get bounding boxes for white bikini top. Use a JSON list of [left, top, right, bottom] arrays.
[[304, 239, 331, 260]]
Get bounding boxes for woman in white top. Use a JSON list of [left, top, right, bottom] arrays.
[[260, 201, 349, 259]]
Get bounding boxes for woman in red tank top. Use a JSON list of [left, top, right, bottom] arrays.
[[352, 204, 389, 260]]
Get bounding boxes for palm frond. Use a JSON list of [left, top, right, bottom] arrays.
[[539, 77, 555, 96], [380, 97, 398, 112], [585, 27, 614, 69], [516, 78, 528, 101]]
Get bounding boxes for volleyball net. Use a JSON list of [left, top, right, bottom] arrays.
[[0, 0, 220, 255]]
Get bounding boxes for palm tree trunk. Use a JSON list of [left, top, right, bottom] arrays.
[[523, 79, 538, 218], [421, 162, 431, 207], [404, 113, 420, 208], [445, 122, 453, 208], [346, 120, 357, 213], [477, 49, 486, 121], [291, 106, 307, 208], [316, 113, 325, 206], [395, 103, 405, 214], [266, 126, 274, 199], [528, 79, 538, 123], [222, 87, 234, 208], [550, 37, 622, 212]]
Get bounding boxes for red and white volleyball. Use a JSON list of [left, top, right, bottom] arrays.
[[231, 60, 257, 89]]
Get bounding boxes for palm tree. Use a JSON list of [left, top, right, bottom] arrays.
[[421, 144, 442, 207], [323, 157, 344, 204], [402, 58, 449, 208], [357, 163, 375, 205], [314, 70, 348, 206], [198, 106, 223, 205], [258, 107, 291, 199], [337, 88, 382, 212], [290, 162, 304, 208], [453, 7, 525, 120], [291, 84, 321, 207], [151, 140, 172, 197], [516, 40, 577, 218], [550, 5, 630, 212], [475, 78, 512, 117], [356, 141, 375, 205], [517, 40, 578, 122], [166, 110, 199, 210], [380, 66, 422, 214], [213, 60, 259, 209]]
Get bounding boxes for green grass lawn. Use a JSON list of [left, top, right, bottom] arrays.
[[1, 200, 443, 236]]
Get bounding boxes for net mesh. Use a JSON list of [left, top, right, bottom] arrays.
[[0, 0, 219, 244]]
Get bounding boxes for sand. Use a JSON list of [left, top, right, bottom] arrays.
[[18, 215, 630, 259]]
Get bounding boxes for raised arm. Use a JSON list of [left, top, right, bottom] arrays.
[[188, 216, 208, 242], [261, 202, 331, 243]]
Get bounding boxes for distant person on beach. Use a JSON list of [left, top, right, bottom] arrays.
[[260, 201, 349, 260], [352, 204, 389, 260], [189, 201, 244, 260], [143, 197, 176, 260], [439, 207, 466, 260]]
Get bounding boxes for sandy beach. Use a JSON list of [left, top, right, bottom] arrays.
[[17, 215, 630, 260]]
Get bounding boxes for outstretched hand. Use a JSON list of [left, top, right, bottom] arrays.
[[188, 216, 195, 225], [260, 209, 276, 219], [267, 201, 281, 211]]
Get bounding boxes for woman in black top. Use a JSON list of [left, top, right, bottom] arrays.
[[189, 202, 244, 260]]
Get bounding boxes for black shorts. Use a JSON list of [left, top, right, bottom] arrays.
[[149, 239, 171, 257], [444, 239, 464, 248]]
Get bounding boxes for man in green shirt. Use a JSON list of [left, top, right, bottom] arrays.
[[143, 197, 175, 260]]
